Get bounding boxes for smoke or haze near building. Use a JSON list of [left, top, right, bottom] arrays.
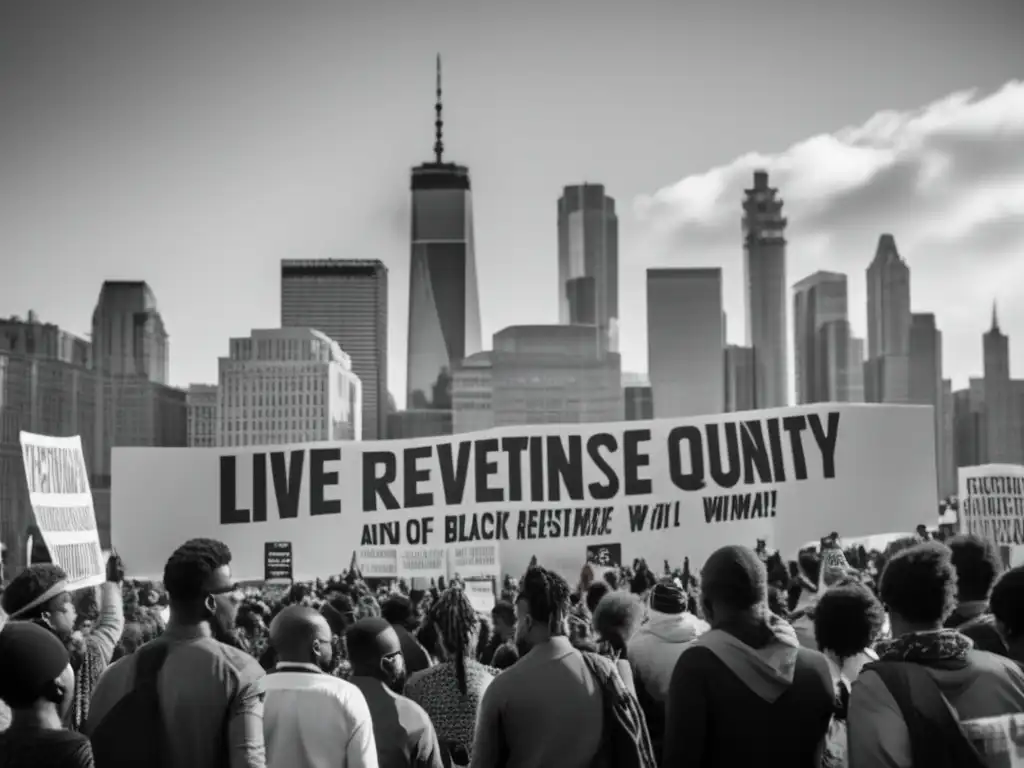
[[724, 345, 756, 413], [742, 170, 788, 409], [982, 306, 1021, 464], [909, 313, 952, 494], [217, 328, 361, 446], [865, 234, 911, 404], [405, 58, 481, 435], [451, 325, 622, 433], [558, 184, 619, 352], [281, 259, 389, 441], [186, 384, 218, 447], [793, 271, 848, 404], [91, 281, 169, 385], [647, 268, 724, 418]]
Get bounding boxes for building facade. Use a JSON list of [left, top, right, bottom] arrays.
[[742, 170, 789, 408], [217, 328, 361, 447], [647, 268, 724, 418], [557, 184, 619, 353], [405, 61, 481, 436], [793, 271, 848, 403], [865, 234, 911, 403], [452, 352, 494, 434], [909, 313, 952, 495], [91, 281, 169, 385], [187, 384, 218, 447], [281, 259, 388, 441], [724, 345, 757, 413], [624, 386, 653, 421], [983, 306, 1020, 463], [953, 378, 986, 469]]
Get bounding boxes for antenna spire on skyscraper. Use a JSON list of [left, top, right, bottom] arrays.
[[433, 54, 444, 163]]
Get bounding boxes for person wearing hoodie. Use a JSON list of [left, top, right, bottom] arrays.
[[628, 580, 709, 757], [663, 545, 834, 768], [990, 566, 1024, 667]]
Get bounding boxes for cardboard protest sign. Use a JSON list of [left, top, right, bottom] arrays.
[[356, 547, 399, 578], [20, 432, 105, 589], [463, 578, 496, 614], [263, 541, 293, 582], [958, 465, 1024, 545], [398, 546, 447, 581], [585, 542, 622, 568], [112, 404, 936, 582], [448, 543, 499, 580]]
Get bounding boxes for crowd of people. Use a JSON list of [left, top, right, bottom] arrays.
[[1, 527, 1024, 767]]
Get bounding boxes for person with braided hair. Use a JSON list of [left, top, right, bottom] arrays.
[[405, 586, 495, 767]]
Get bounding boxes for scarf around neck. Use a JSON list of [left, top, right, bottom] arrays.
[[875, 629, 973, 667]]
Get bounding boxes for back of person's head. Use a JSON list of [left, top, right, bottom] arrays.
[[163, 538, 233, 605], [346, 617, 405, 691], [585, 580, 612, 614], [701, 545, 768, 618], [381, 594, 415, 628], [490, 600, 515, 632], [648, 579, 687, 615], [592, 591, 644, 648], [814, 583, 886, 660], [0, 621, 73, 712], [879, 541, 957, 630], [426, 587, 479, 693], [796, 549, 820, 586], [516, 565, 571, 637], [989, 566, 1024, 644], [947, 534, 1002, 603], [1, 564, 69, 621]]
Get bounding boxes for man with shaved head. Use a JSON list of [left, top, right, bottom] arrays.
[[262, 606, 378, 768], [347, 618, 444, 768]]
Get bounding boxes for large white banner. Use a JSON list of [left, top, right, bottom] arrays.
[[112, 404, 937, 582]]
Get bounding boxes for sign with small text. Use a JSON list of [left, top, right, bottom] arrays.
[[585, 542, 622, 568], [263, 541, 293, 582]]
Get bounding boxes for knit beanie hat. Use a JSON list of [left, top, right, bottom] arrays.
[[0, 621, 70, 706], [649, 580, 686, 614]]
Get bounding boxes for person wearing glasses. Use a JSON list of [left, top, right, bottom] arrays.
[[85, 538, 267, 768]]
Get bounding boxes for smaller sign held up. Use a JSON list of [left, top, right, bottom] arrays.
[[264, 541, 293, 582], [463, 578, 496, 614], [398, 546, 447, 581], [585, 542, 622, 569], [357, 547, 399, 578]]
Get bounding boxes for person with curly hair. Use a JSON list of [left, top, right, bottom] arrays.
[[406, 586, 496, 767], [989, 566, 1024, 667], [848, 541, 1024, 768], [471, 565, 608, 768], [1, 554, 125, 732], [814, 583, 885, 684], [945, 534, 1007, 655], [84, 538, 267, 768]]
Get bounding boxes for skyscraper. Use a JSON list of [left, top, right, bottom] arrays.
[[724, 345, 756, 413], [91, 281, 169, 384], [557, 184, 619, 352], [647, 268, 725, 418], [405, 56, 481, 430], [909, 313, 952, 494], [983, 304, 1020, 463], [742, 170, 788, 408], [865, 234, 911, 403], [281, 259, 388, 440], [793, 271, 848, 403]]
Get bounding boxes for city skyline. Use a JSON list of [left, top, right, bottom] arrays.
[[1, 2, 1022, 407]]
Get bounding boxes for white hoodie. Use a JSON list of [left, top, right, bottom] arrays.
[[627, 609, 710, 702]]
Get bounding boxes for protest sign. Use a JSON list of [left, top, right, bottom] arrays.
[[263, 541, 293, 582], [962, 714, 1024, 767], [585, 542, 622, 568], [357, 547, 399, 578], [448, 543, 499, 580], [464, 578, 497, 614], [112, 404, 936, 582], [20, 432, 105, 589], [398, 546, 447, 581], [958, 465, 1024, 545]]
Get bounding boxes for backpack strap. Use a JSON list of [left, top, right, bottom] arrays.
[[866, 661, 986, 768]]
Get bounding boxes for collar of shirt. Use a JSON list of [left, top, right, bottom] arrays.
[[274, 662, 323, 674]]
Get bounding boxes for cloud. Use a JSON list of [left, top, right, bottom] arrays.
[[631, 80, 1024, 388]]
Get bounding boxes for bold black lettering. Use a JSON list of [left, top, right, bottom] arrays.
[[474, 438, 503, 503], [740, 420, 773, 484], [502, 437, 528, 502], [765, 418, 787, 482], [527, 509, 540, 539], [628, 504, 649, 531], [782, 416, 809, 480], [622, 430, 652, 495], [309, 448, 341, 516], [586, 433, 619, 500], [703, 495, 725, 523], [729, 492, 751, 520], [220, 455, 248, 524], [573, 508, 593, 537], [546, 435, 583, 502], [529, 437, 545, 502], [598, 508, 612, 536], [708, 422, 741, 489], [252, 453, 267, 523], [668, 426, 705, 492], [363, 452, 399, 511], [437, 441, 472, 504], [404, 446, 433, 509], [270, 450, 305, 519], [808, 412, 841, 479]]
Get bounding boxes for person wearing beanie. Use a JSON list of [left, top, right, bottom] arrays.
[[626, 579, 709, 757], [663, 545, 834, 768], [1, 555, 125, 731], [0, 621, 93, 767]]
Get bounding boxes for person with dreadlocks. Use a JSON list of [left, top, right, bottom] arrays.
[[405, 586, 495, 767]]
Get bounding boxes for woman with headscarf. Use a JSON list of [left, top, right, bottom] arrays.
[[405, 586, 496, 767]]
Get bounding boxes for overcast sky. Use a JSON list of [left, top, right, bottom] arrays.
[[2, 0, 1022, 407]]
